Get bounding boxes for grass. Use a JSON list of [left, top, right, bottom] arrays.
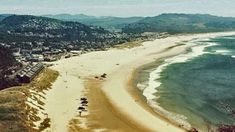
[[0, 68, 59, 132], [0, 87, 34, 131], [30, 68, 59, 92]]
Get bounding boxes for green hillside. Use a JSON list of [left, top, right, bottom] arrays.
[[122, 14, 235, 33]]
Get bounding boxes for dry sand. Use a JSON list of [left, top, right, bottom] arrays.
[[42, 32, 235, 132]]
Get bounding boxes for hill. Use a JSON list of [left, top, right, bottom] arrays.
[[0, 14, 12, 21], [0, 15, 125, 50], [44, 14, 96, 21], [122, 14, 235, 34], [44, 14, 144, 31], [0, 15, 107, 34]]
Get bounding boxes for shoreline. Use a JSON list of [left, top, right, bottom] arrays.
[[130, 59, 187, 130], [100, 44, 189, 131], [131, 57, 192, 130], [40, 31, 235, 131], [131, 42, 211, 130], [128, 45, 199, 130], [123, 32, 235, 131]]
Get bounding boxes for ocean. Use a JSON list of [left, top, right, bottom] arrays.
[[136, 35, 235, 131]]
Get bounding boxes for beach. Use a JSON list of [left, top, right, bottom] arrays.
[[40, 32, 235, 132]]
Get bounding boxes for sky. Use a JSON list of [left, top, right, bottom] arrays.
[[0, 0, 235, 17]]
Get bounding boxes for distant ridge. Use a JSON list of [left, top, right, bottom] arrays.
[[44, 14, 97, 21], [44, 14, 144, 31], [44, 13, 235, 33], [122, 13, 235, 33], [2, 13, 235, 34], [0, 14, 13, 21]]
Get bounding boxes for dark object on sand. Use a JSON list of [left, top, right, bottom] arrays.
[[80, 98, 87, 101], [81, 100, 88, 104], [101, 73, 107, 78], [82, 103, 88, 106], [188, 128, 198, 132], [78, 106, 86, 111]]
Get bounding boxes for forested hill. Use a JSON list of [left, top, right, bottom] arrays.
[[0, 14, 12, 21], [0, 15, 127, 50], [122, 14, 235, 34], [0, 15, 108, 34]]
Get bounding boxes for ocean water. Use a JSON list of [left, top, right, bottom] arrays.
[[137, 36, 235, 131]]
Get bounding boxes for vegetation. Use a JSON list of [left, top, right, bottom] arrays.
[[0, 46, 20, 90], [122, 13, 235, 34], [0, 46, 17, 70], [0, 15, 108, 38], [0, 14, 12, 21], [0, 15, 140, 51], [0, 85, 35, 131], [0, 68, 58, 132], [29, 68, 59, 92], [38, 118, 51, 131]]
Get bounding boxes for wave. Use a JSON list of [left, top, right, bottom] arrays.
[[209, 48, 234, 56], [139, 39, 218, 129], [220, 36, 235, 40]]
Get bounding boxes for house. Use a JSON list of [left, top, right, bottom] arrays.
[[16, 63, 44, 83]]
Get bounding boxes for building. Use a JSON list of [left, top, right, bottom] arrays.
[[16, 63, 44, 83]]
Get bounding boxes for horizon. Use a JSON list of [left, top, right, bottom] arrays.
[[1, 13, 235, 19], [1, 0, 235, 17]]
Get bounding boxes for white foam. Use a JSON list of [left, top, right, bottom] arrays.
[[215, 50, 230, 53], [137, 83, 147, 91], [212, 49, 233, 56], [141, 40, 217, 129], [221, 36, 235, 39]]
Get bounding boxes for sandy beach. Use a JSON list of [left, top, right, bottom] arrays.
[[40, 32, 235, 132]]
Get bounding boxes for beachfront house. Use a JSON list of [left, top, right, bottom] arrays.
[[16, 63, 44, 83]]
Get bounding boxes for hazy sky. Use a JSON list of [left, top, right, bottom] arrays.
[[1, 0, 235, 17]]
